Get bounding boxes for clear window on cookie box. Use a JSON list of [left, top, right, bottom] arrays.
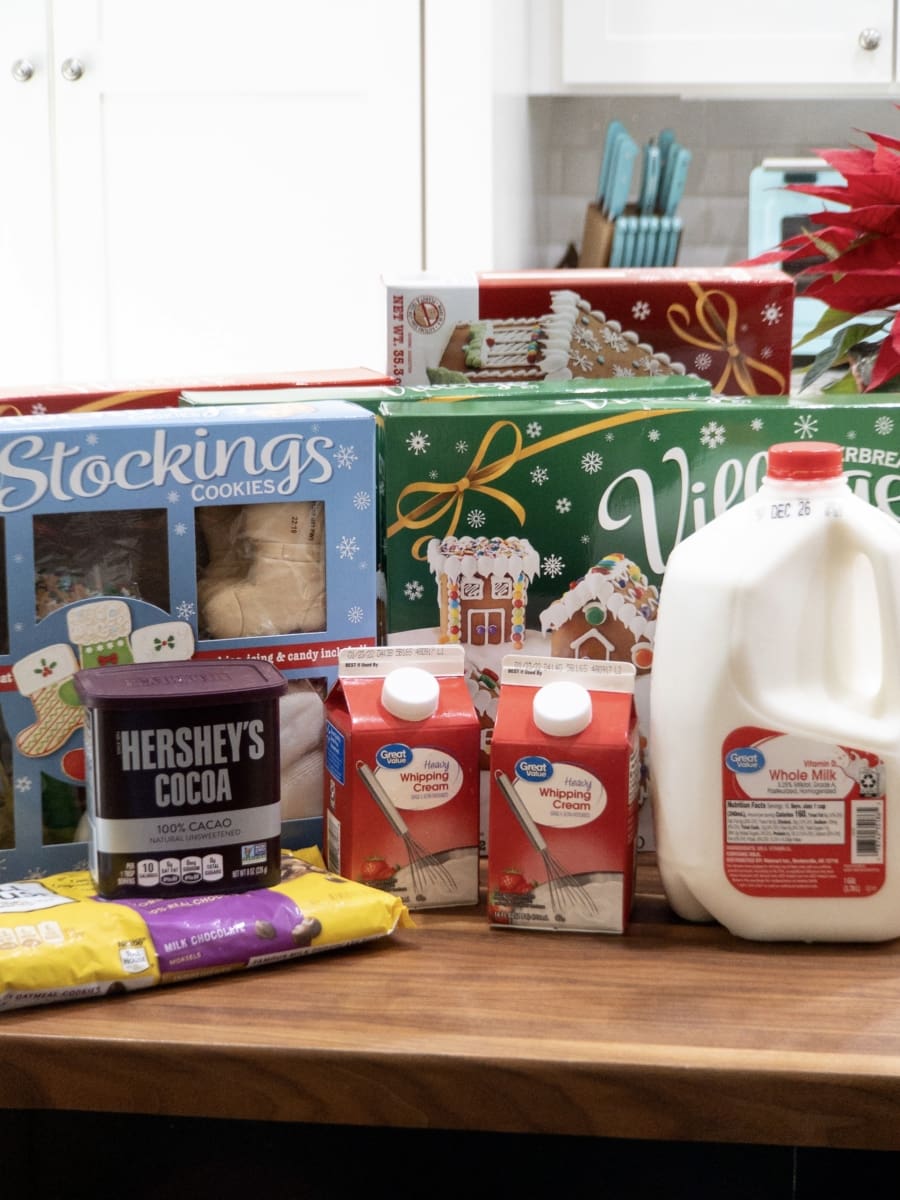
[[33, 510, 170, 621], [194, 501, 327, 640]]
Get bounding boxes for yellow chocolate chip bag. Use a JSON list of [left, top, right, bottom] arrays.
[[0, 848, 413, 1011]]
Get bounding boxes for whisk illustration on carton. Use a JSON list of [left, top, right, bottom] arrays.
[[494, 767, 598, 922], [488, 655, 640, 933], [324, 645, 481, 909]]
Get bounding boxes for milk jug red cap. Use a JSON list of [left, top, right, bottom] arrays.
[[532, 680, 592, 737], [381, 666, 440, 721], [766, 441, 843, 481]]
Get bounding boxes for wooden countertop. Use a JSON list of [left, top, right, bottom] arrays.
[[3, 855, 900, 1152]]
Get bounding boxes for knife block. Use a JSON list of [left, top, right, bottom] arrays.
[[579, 203, 617, 268]]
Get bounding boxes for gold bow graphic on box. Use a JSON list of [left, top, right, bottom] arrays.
[[667, 282, 787, 397], [387, 408, 682, 558]]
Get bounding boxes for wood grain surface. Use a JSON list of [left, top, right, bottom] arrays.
[[3, 856, 900, 1151]]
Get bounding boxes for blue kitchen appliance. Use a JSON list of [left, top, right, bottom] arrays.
[[748, 158, 846, 357]]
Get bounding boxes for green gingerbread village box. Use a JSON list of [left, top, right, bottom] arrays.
[[380, 390, 900, 848]]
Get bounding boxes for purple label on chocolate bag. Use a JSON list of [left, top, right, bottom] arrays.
[[114, 888, 306, 974]]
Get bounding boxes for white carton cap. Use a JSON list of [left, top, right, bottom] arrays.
[[381, 666, 440, 722], [532, 680, 592, 737]]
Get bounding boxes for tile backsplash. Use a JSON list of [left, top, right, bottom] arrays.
[[531, 96, 897, 269]]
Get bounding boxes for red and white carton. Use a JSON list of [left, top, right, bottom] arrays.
[[324, 645, 481, 909], [488, 655, 640, 933]]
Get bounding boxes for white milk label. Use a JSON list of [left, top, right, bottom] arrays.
[[722, 727, 886, 899]]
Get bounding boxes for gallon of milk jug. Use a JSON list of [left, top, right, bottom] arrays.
[[650, 440, 900, 941]]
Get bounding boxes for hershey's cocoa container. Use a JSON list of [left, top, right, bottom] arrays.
[[74, 659, 287, 899]]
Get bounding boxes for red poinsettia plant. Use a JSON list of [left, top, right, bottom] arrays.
[[746, 118, 900, 394]]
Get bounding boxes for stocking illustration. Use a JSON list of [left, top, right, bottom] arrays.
[[12, 644, 83, 758], [66, 598, 135, 669], [131, 620, 195, 663], [200, 501, 326, 638]]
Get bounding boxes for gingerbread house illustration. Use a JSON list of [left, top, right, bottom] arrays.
[[539, 552, 657, 673], [428, 288, 686, 384], [426, 535, 540, 650]]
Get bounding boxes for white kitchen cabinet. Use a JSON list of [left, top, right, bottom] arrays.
[[548, 0, 896, 94], [2, 0, 423, 387]]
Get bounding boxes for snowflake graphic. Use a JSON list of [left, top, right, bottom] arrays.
[[580, 534, 591, 544], [556, 497, 572, 514], [700, 421, 726, 449], [167, 490, 181, 505], [455, 439, 469, 453], [12, 552, 22, 564], [347, 606, 365, 624], [581, 450, 604, 474], [404, 579, 424, 601], [86, 432, 99, 446], [750, 417, 764, 431], [761, 302, 783, 325], [337, 535, 359, 560], [847, 430, 857, 441], [173, 521, 188, 537], [875, 414, 895, 437], [406, 430, 430, 455], [573, 326, 600, 352], [335, 444, 358, 469], [428, 469, 440, 480], [12, 622, 23, 634], [605, 431, 615, 442], [694, 352, 713, 371], [647, 428, 661, 442], [353, 491, 371, 511], [794, 414, 818, 440], [570, 350, 592, 373], [31, 403, 47, 415], [542, 554, 565, 578], [15, 776, 32, 793], [602, 328, 629, 353], [611, 364, 635, 378], [468, 509, 487, 528], [526, 421, 542, 438], [531, 465, 549, 485], [636, 355, 664, 376], [760, 345, 773, 360], [632, 300, 651, 321], [176, 600, 195, 621]]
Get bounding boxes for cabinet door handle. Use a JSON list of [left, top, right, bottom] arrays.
[[859, 28, 882, 51], [11, 59, 34, 83], [60, 57, 84, 81]]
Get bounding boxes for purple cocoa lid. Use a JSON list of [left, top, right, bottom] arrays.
[[73, 658, 287, 710]]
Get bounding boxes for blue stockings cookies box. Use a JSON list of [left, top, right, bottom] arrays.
[[0, 400, 377, 881]]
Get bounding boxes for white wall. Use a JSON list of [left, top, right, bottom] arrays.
[[529, 95, 898, 268]]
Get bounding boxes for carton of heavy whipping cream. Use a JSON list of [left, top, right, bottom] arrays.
[[324, 645, 481, 909], [488, 655, 639, 933]]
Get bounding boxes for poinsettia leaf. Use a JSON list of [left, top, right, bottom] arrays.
[[872, 142, 900, 174], [867, 315, 900, 389], [818, 232, 900, 269], [810, 206, 900, 236], [800, 322, 886, 387], [813, 146, 875, 178], [861, 123, 900, 155], [803, 272, 900, 313], [738, 233, 825, 268], [820, 370, 862, 395], [845, 175, 900, 205], [792, 307, 857, 348], [786, 183, 850, 206]]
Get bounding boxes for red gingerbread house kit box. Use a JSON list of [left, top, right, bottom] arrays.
[[0, 367, 393, 418], [0, 400, 377, 883], [386, 268, 794, 397], [380, 389, 900, 849]]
